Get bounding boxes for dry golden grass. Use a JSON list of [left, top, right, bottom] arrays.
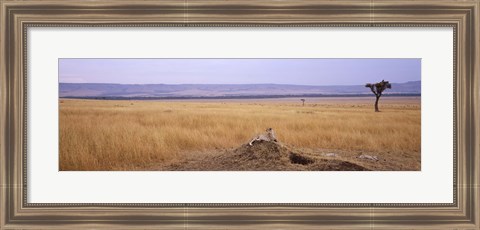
[[59, 97, 421, 170]]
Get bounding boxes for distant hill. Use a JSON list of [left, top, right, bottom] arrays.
[[59, 81, 421, 99]]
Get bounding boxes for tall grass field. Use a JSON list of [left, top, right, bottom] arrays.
[[59, 97, 421, 171]]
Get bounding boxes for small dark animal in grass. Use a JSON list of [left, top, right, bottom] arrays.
[[249, 128, 278, 146], [301, 99, 305, 106], [365, 80, 392, 112]]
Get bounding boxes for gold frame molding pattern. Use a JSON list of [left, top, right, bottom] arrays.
[[1, 0, 479, 229]]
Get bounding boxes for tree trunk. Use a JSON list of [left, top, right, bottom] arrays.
[[374, 96, 380, 112]]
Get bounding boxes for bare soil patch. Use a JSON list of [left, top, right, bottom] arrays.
[[150, 141, 402, 171]]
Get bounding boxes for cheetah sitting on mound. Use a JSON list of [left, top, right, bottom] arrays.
[[249, 128, 278, 146]]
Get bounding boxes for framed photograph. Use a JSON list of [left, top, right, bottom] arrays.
[[1, 0, 478, 229], [58, 58, 421, 171]]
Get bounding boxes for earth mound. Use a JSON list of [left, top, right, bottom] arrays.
[[165, 141, 370, 171]]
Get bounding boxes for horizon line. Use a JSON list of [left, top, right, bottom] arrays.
[[59, 80, 420, 87]]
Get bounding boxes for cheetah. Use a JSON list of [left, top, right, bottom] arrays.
[[248, 128, 277, 146]]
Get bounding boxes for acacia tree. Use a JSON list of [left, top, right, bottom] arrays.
[[365, 80, 392, 112], [301, 99, 305, 106]]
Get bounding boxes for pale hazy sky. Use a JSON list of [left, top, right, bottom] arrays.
[[59, 58, 421, 85]]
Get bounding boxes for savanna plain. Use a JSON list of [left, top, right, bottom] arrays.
[[59, 97, 421, 171]]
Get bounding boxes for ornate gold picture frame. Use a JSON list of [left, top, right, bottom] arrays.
[[1, 0, 478, 229]]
